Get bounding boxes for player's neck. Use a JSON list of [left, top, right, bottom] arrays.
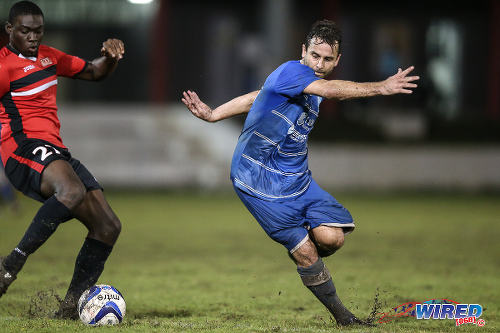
[[7, 43, 20, 54], [7, 43, 38, 60]]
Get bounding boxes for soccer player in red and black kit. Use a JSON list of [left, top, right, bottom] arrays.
[[0, 1, 124, 318]]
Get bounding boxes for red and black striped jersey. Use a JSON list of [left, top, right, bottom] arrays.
[[0, 44, 86, 165]]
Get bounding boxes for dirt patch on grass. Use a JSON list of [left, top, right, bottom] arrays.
[[130, 308, 192, 319], [27, 290, 62, 318], [365, 288, 383, 325]]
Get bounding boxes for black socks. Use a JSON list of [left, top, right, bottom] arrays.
[[3, 196, 72, 274], [64, 237, 113, 302], [297, 258, 355, 324], [3, 196, 114, 310]]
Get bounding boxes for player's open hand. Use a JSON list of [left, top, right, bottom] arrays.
[[380, 66, 419, 95], [181, 90, 214, 122], [101, 38, 125, 60]]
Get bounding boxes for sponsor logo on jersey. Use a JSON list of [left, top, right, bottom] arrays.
[[287, 126, 308, 143], [40, 57, 53, 67], [297, 111, 316, 130], [23, 64, 35, 72]]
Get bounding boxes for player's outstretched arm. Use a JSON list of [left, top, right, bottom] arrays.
[[304, 66, 419, 100], [75, 38, 125, 81], [182, 90, 259, 122]]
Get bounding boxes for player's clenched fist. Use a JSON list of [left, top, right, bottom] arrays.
[[101, 38, 125, 60]]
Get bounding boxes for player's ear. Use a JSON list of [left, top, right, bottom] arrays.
[[334, 53, 341, 67], [301, 44, 307, 58], [5, 21, 12, 35]]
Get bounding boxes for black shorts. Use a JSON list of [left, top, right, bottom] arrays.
[[4, 139, 102, 202]]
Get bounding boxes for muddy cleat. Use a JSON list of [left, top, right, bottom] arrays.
[[0, 257, 17, 298], [53, 297, 79, 320], [336, 315, 376, 327]]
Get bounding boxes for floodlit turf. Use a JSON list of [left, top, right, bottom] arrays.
[[0, 190, 499, 332]]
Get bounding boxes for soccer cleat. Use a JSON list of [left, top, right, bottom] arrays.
[[53, 297, 79, 320], [336, 315, 376, 327], [0, 256, 17, 298]]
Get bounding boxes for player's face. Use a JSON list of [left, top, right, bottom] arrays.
[[301, 37, 340, 78], [6, 14, 44, 58]]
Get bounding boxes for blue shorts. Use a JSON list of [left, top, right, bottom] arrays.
[[234, 179, 354, 253]]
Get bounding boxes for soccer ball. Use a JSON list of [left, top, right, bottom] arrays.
[[78, 284, 126, 326]]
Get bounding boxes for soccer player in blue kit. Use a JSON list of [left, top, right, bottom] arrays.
[[182, 20, 419, 326]]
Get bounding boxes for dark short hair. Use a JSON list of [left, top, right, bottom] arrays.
[[8, 1, 44, 23], [305, 20, 341, 52]]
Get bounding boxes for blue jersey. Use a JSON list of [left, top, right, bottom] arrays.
[[230, 60, 322, 201]]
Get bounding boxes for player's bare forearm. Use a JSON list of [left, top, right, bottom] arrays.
[[304, 66, 419, 100], [78, 56, 118, 81], [212, 90, 259, 121], [182, 90, 259, 122], [76, 38, 124, 81], [310, 80, 383, 100]]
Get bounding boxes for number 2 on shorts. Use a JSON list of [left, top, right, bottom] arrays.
[[32, 145, 61, 161]]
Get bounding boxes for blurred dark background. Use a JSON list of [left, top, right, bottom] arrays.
[[1, 0, 499, 143]]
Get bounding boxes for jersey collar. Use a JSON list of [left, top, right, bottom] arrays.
[[6, 44, 37, 61]]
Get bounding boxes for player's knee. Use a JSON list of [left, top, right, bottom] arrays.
[[56, 182, 86, 209], [317, 247, 336, 258], [292, 239, 319, 267], [315, 230, 344, 256], [94, 216, 121, 244], [331, 234, 345, 249], [326, 233, 344, 250]]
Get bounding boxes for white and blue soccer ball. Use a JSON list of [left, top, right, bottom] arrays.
[[78, 284, 126, 326]]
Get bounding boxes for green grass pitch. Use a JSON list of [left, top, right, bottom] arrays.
[[0, 190, 499, 332]]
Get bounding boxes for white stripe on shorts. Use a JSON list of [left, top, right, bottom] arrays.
[[319, 222, 356, 235], [290, 234, 310, 254]]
